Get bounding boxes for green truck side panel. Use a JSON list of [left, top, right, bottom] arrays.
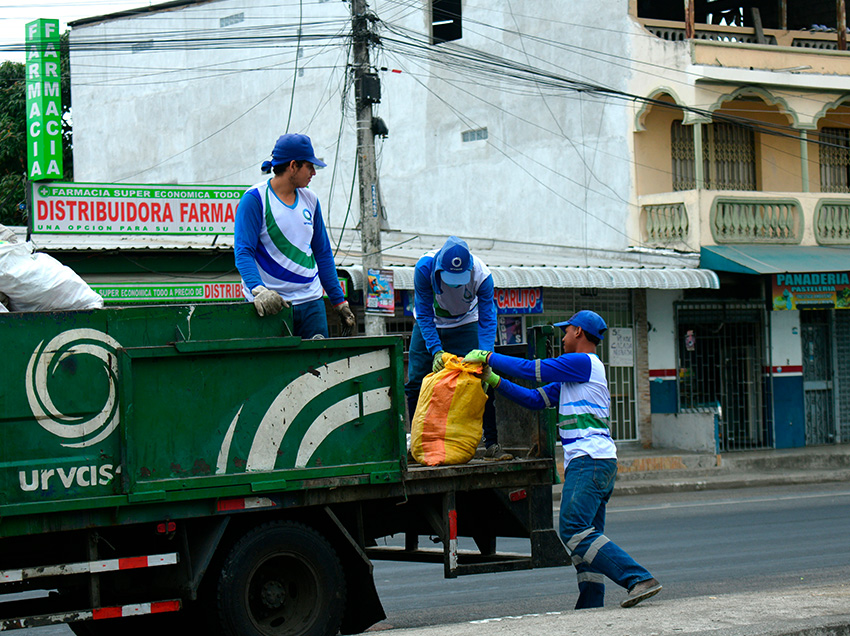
[[0, 303, 406, 535]]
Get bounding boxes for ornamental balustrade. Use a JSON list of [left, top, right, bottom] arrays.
[[640, 194, 850, 248], [815, 201, 850, 245], [710, 198, 801, 243], [642, 203, 690, 244]]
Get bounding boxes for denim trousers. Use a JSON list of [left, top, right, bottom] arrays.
[[292, 298, 329, 339], [559, 455, 653, 609], [404, 321, 498, 446]]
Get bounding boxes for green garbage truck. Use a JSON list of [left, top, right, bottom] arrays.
[[0, 303, 566, 636]]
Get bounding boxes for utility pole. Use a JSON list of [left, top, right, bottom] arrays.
[[351, 0, 386, 335]]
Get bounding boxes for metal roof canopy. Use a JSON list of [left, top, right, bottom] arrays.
[[340, 266, 719, 291], [701, 245, 850, 275]]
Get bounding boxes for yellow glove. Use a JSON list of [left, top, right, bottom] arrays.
[[432, 350, 446, 373], [464, 349, 492, 365], [479, 364, 501, 388]]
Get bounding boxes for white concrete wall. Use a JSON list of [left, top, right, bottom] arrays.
[[68, 0, 643, 257], [652, 412, 717, 452]]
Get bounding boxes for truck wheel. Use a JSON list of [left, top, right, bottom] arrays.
[[217, 521, 346, 636]]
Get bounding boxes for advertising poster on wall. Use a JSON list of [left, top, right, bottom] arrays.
[[772, 272, 850, 310], [366, 269, 394, 315], [498, 315, 525, 345]]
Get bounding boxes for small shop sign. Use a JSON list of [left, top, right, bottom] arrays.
[[772, 272, 850, 310]]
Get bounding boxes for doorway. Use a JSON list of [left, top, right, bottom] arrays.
[[800, 311, 838, 445]]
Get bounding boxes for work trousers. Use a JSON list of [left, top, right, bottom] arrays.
[[292, 298, 329, 339], [560, 455, 654, 609]]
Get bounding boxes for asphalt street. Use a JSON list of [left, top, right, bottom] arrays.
[[369, 482, 850, 630], [16, 482, 850, 634]]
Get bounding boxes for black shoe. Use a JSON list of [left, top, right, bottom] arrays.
[[621, 578, 662, 608]]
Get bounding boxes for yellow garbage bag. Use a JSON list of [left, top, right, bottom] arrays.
[[410, 353, 488, 466]]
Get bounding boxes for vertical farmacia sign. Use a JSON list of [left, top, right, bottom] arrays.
[[26, 19, 63, 181]]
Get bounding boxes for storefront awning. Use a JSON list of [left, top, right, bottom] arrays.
[[340, 266, 719, 291], [701, 245, 850, 275]]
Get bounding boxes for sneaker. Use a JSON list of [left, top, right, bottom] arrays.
[[621, 578, 662, 608], [483, 443, 514, 461]]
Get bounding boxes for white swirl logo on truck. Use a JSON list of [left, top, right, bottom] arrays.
[[26, 328, 121, 448]]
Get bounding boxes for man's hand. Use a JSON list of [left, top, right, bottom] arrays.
[[479, 364, 501, 389], [463, 349, 492, 365], [432, 350, 446, 373], [251, 285, 287, 317], [335, 301, 356, 336]]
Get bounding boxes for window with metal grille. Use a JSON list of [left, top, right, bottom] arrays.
[[675, 301, 771, 451], [819, 127, 850, 193], [431, 0, 462, 44], [462, 127, 488, 142], [671, 121, 756, 191], [671, 119, 696, 191]]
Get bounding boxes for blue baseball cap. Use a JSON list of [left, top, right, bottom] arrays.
[[435, 236, 472, 286], [262, 133, 327, 173], [554, 310, 608, 340]]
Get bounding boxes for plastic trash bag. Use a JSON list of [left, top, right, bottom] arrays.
[[410, 353, 488, 466], [0, 241, 103, 312]]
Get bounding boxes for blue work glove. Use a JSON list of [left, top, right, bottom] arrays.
[[463, 349, 492, 365], [432, 350, 446, 373]]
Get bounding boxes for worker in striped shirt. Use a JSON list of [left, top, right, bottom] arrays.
[[465, 310, 661, 610], [234, 133, 355, 338]]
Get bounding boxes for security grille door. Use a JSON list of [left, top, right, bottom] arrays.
[[836, 311, 850, 443], [801, 311, 836, 445], [676, 302, 771, 451]]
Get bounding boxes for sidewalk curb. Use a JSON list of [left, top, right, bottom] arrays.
[[551, 472, 850, 500]]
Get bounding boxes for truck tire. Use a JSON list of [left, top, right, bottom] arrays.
[[217, 521, 346, 636]]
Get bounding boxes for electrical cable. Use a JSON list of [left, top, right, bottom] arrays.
[[285, 0, 303, 133]]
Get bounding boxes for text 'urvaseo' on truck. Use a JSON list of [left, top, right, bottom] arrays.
[[0, 303, 567, 636]]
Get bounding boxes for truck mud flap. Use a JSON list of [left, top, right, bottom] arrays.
[[0, 599, 181, 631]]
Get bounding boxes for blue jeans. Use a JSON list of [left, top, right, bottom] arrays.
[[292, 298, 329, 339], [405, 321, 498, 447], [560, 455, 654, 609]]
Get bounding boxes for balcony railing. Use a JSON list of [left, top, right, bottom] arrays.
[[638, 18, 845, 50], [815, 200, 850, 244], [642, 203, 690, 244], [711, 197, 801, 243], [638, 191, 850, 250]]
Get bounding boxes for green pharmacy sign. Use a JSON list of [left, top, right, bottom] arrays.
[[25, 19, 63, 181]]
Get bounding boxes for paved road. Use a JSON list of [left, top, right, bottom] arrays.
[[369, 482, 850, 630], [19, 482, 850, 634]]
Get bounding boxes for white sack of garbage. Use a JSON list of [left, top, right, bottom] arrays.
[[0, 241, 104, 312]]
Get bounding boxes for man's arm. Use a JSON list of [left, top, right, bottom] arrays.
[[495, 378, 560, 410], [311, 200, 345, 306], [233, 189, 264, 293], [476, 274, 497, 350], [413, 259, 443, 355], [488, 351, 593, 384]]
